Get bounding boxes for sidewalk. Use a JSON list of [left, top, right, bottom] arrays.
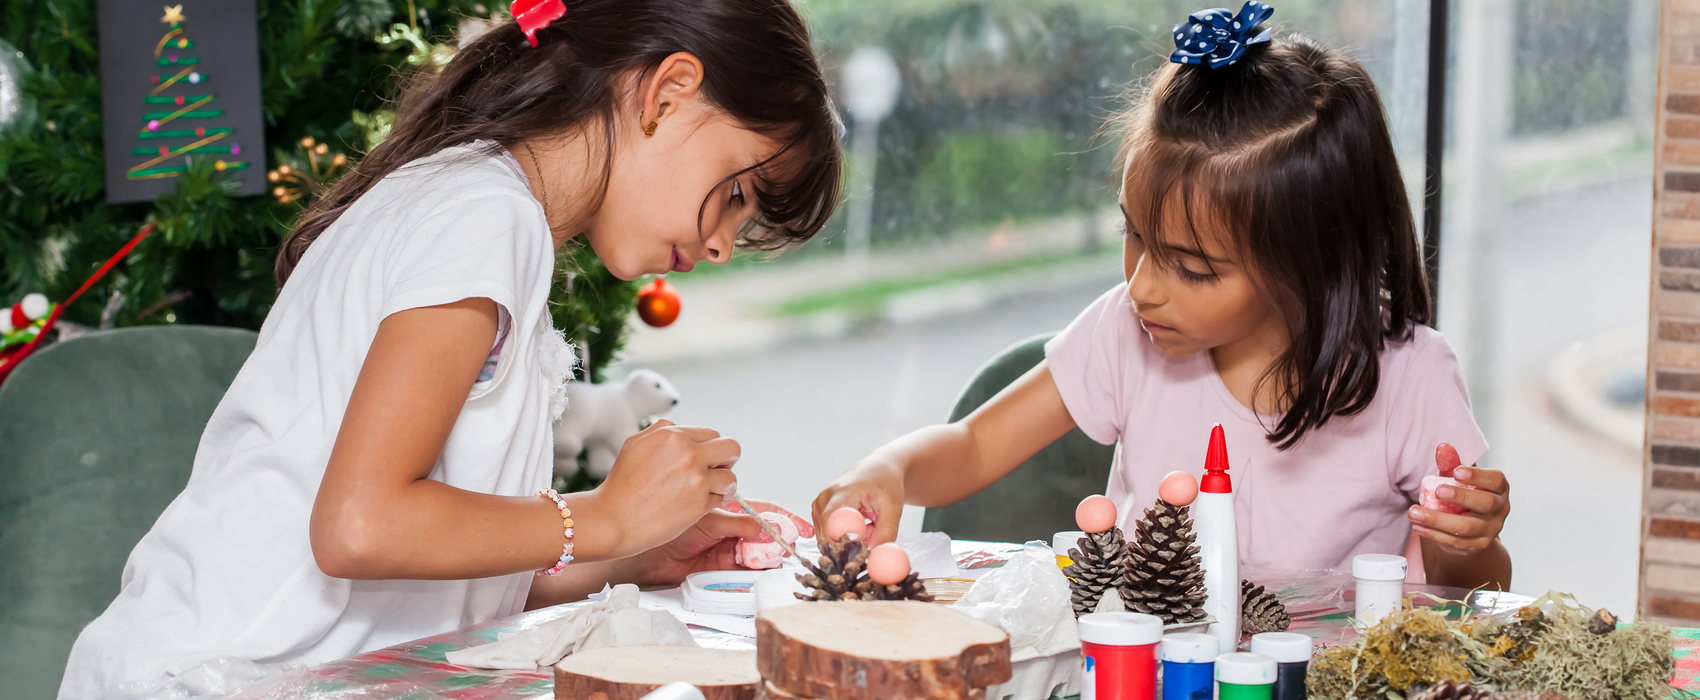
[[619, 210, 1123, 368]]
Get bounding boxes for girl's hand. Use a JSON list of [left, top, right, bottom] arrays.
[[812, 460, 902, 545], [1410, 443, 1511, 556], [614, 500, 810, 587], [593, 419, 741, 559]]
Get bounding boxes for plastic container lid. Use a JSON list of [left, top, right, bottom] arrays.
[[1352, 553, 1408, 581], [1249, 632, 1313, 663], [1053, 531, 1085, 556], [1159, 632, 1220, 663], [1078, 612, 1164, 646], [1215, 652, 1278, 685]]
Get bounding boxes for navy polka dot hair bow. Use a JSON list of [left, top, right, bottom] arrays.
[[1170, 1, 1275, 70]]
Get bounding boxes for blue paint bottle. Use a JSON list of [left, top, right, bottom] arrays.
[[1159, 632, 1218, 700]]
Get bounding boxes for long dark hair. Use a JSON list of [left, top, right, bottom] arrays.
[[276, 0, 842, 284], [1118, 35, 1431, 449]]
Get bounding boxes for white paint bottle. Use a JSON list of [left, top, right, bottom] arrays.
[[1193, 423, 1240, 651]]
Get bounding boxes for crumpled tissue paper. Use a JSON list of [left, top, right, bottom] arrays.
[[952, 541, 1081, 700], [445, 583, 696, 670]]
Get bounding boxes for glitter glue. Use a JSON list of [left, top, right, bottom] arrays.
[[1249, 632, 1312, 700], [1352, 553, 1408, 629], [1194, 424, 1240, 651], [1079, 612, 1163, 700], [1215, 652, 1277, 700], [1159, 632, 1218, 700], [1054, 530, 1085, 569]]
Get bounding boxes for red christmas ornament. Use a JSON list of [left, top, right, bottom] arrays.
[[637, 277, 682, 327]]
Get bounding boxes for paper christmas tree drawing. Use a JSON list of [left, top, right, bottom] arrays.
[[126, 4, 248, 180]]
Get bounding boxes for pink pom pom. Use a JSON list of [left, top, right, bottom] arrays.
[[1158, 470, 1199, 506], [147, 120, 160, 132], [1075, 495, 1118, 533], [231, 143, 241, 155], [867, 543, 911, 586], [825, 507, 867, 541]]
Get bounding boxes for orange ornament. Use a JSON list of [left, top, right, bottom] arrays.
[[637, 277, 682, 327]]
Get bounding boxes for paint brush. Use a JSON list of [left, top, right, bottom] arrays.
[[727, 488, 801, 562]]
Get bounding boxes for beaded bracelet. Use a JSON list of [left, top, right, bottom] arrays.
[[536, 488, 575, 575]]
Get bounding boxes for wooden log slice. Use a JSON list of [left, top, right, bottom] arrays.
[[753, 680, 986, 700], [755, 601, 1011, 700], [554, 645, 760, 700]]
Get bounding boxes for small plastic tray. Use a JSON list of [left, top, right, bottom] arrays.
[[680, 571, 758, 616]]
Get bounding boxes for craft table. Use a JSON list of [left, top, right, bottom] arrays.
[[269, 541, 1700, 700]]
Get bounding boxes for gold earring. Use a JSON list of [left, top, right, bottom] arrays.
[[643, 120, 658, 137]]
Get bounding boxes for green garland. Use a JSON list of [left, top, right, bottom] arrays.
[[0, 0, 641, 379]]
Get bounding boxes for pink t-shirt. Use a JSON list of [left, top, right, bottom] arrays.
[[1045, 283, 1488, 573]]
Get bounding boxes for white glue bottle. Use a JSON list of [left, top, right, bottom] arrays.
[[1193, 423, 1240, 651]]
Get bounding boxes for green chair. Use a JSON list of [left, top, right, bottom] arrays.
[[921, 332, 1117, 544], [0, 326, 256, 700]]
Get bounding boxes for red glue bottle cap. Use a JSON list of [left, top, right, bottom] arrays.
[[1201, 423, 1232, 494]]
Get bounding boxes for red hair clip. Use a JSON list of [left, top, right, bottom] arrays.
[[511, 0, 566, 47]]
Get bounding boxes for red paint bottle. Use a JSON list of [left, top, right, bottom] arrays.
[[1079, 612, 1163, 700]]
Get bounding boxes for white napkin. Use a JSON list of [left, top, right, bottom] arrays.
[[951, 542, 1082, 700], [445, 584, 696, 670]]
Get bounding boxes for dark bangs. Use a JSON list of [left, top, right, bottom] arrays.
[[722, 109, 844, 252], [1118, 36, 1432, 449]]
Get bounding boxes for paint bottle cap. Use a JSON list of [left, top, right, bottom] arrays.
[[1249, 632, 1313, 663], [1200, 424, 1232, 493], [1215, 652, 1278, 685], [1352, 553, 1408, 581], [1052, 531, 1086, 557], [1160, 632, 1220, 663], [1078, 612, 1164, 646]]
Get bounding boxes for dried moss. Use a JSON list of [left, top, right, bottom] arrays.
[[1306, 593, 1682, 700], [1494, 605, 1673, 700]]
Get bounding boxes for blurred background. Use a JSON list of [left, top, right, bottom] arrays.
[[609, 0, 1658, 616]]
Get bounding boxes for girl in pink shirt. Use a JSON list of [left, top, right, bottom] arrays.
[[813, 10, 1510, 589]]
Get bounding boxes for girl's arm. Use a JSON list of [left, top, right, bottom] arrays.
[[812, 361, 1078, 544], [310, 298, 740, 580]]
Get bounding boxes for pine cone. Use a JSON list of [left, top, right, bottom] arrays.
[[1120, 499, 1209, 624], [1062, 529, 1124, 616], [1408, 680, 1491, 700], [1240, 579, 1290, 634], [794, 536, 933, 603], [796, 536, 873, 601], [868, 570, 935, 603]]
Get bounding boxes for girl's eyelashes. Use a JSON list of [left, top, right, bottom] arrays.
[[1175, 264, 1219, 284], [729, 180, 746, 208]]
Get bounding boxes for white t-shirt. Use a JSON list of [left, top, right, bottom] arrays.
[[59, 143, 572, 697]]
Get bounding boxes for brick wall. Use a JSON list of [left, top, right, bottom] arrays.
[[1646, 0, 1700, 624]]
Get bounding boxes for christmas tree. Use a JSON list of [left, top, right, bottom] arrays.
[[0, 0, 642, 382], [127, 5, 249, 182]]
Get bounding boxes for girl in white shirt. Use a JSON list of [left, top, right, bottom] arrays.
[[60, 1, 841, 695]]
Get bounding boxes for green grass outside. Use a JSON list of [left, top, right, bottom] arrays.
[[770, 246, 1120, 318]]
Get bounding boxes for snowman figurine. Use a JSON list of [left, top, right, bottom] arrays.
[[552, 368, 682, 479]]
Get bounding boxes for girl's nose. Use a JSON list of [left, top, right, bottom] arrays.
[[1128, 254, 1164, 305]]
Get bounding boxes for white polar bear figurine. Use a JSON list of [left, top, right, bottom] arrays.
[[552, 368, 681, 479]]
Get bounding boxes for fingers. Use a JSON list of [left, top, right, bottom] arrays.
[[695, 436, 741, 470], [1453, 466, 1507, 495], [1434, 481, 1507, 517], [868, 506, 898, 546], [1412, 522, 1488, 556], [1435, 443, 1461, 477], [1409, 504, 1501, 543], [704, 468, 739, 502], [694, 509, 766, 542]]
